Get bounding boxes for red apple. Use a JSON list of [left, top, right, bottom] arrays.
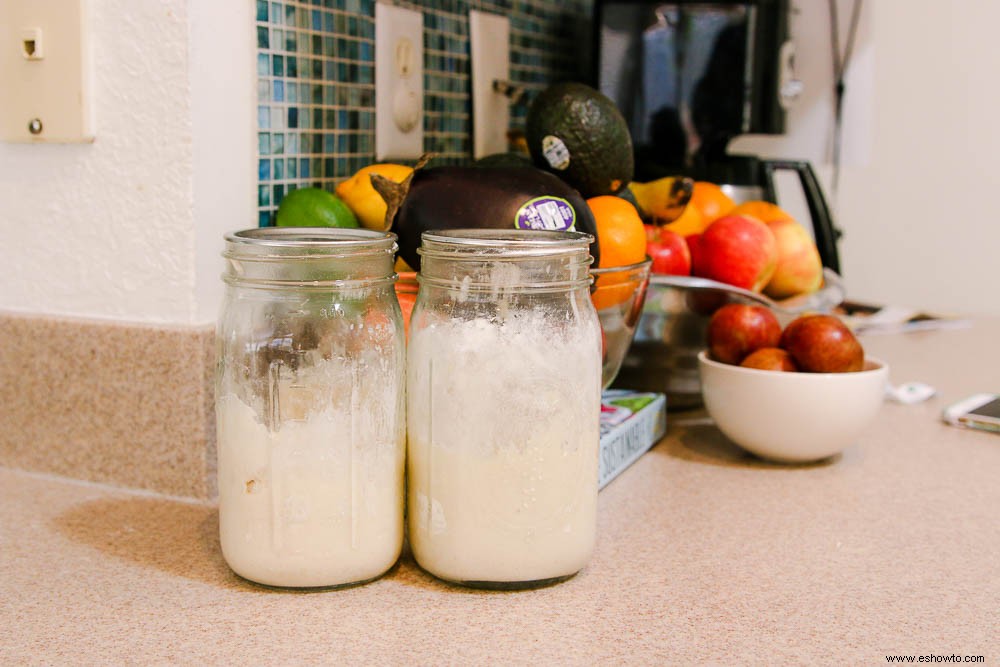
[[692, 215, 778, 292], [740, 347, 798, 372], [763, 218, 824, 299], [779, 314, 864, 373], [643, 224, 661, 243], [706, 303, 782, 365], [647, 229, 691, 275], [685, 233, 703, 271]]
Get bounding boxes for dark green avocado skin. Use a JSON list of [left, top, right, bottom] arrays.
[[526, 82, 634, 199], [391, 165, 599, 271]]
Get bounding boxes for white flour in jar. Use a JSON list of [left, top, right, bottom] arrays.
[[406, 311, 602, 584], [217, 359, 404, 588]]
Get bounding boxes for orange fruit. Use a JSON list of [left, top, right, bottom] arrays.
[[586, 196, 647, 269], [689, 182, 736, 223], [587, 196, 647, 312], [661, 203, 707, 237], [730, 200, 794, 224], [590, 271, 627, 311]]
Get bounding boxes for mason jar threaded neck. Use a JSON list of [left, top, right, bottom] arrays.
[[417, 229, 594, 292], [222, 227, 398, 288]]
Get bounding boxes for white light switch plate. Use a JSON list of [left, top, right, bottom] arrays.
[[0, 0, 93, 143], [470, 10, 509, 159], [375, 3, 423, 160]]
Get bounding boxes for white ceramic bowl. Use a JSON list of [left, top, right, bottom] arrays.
[[698, 351, 889, 463]]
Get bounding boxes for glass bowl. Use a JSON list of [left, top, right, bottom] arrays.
[[395, 271, 418, 336], [590, 258, 653, 389]]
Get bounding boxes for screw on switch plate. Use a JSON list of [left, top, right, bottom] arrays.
[[469, 10, 510, 159], [375, 3, 424, 160]]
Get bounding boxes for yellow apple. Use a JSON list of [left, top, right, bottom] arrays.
[[763, 218, 823, 299]]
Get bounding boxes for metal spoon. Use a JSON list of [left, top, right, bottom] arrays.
[[648, 268, 846, 315]]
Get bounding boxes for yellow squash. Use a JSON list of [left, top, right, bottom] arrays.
[[336, 163, 413, 230], [627, 176, 694, 225]]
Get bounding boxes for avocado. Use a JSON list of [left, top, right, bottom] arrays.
[[525, 82, 634, 199]]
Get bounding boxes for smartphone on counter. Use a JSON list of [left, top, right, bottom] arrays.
[[942, 394, 1000, 434]]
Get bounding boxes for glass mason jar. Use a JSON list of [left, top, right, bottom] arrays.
[[406, 229, 603, 589], [216, 228, 405, 589]]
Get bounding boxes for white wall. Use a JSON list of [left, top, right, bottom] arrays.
[[733, 0, 1000, 316], [0, 0, 254, 325], [190, 0, 256, 324]]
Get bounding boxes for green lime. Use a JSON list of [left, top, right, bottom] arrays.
[[275, 187, 359, 228]]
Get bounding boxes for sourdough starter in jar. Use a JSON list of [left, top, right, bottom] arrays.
[[216, 228, 405, 589], [406, 230, 602, 588]]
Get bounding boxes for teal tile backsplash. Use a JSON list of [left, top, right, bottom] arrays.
[[256, 0, 592, 225]]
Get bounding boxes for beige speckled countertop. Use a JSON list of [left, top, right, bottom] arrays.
[[4, 321, 1000, 664]]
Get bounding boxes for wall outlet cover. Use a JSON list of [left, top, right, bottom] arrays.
[[470, 10, 510, 159], [0, 0, 93, 143], [375, 3, 423, 160]]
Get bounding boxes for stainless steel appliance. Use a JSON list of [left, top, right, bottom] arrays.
[[594, 0, 841, 272]]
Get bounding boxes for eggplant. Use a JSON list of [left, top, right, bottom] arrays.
[[371, 165, 599, 271]]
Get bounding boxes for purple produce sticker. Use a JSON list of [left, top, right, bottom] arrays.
[[514, 196, 577, 231]]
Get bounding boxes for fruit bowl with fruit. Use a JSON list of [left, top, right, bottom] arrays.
[[698, 309, 888, 463], [612, 191, 846, 409], [699, 351, 888, 463]]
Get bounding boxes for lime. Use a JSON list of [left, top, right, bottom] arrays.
[[275, 187, 359, 228]]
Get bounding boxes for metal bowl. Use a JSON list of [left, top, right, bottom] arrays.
[[611, 269, 846, 410]]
